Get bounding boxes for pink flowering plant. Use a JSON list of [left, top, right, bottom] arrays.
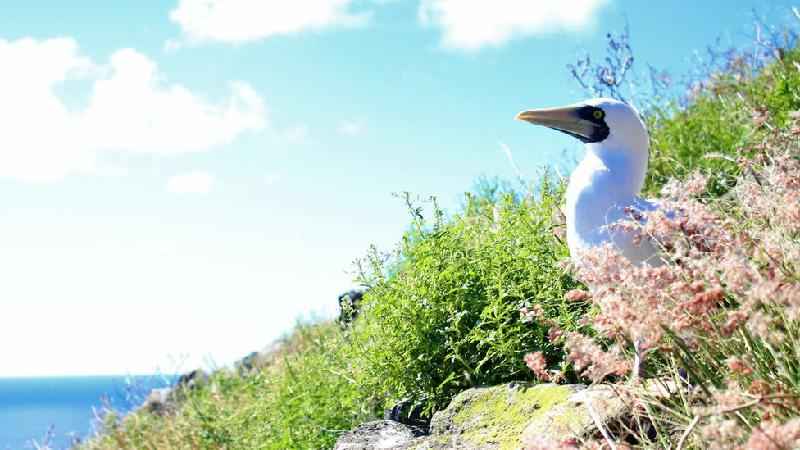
[[534, 126, 800, 448]]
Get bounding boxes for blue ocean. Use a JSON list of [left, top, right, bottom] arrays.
[[0, 375, 177, 450]]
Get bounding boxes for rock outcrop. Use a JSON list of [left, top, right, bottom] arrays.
[[140, 387, 174, 415], [234, 340, 286, 373], [335, 383, 630, 450], [384, 397, 430, 430], [139, 369, 209, 415]]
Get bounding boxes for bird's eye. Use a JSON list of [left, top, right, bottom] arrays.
[[593, 110, 605, 120]]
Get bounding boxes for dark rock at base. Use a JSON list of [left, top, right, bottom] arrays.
[[384, 398, 430, 432], [233, 341, 286, 373], [334, 420, 418, 450], [176, 369, 208, 390], [140, 388, 173, 415], [139, 369, 209, 415], [235, 351, 260, 373]]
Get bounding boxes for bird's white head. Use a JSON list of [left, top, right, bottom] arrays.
[[516, 97, 649, 191], [517, 98, 659, 266], [582, 98, 649, 160], [516, 97, 648, 155]]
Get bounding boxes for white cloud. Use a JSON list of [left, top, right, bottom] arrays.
[[0, 37, 266, 182], [167, 170, 215, 194], [337, 119, 365, 136], [169, 0, 370, 44], [419, 0, 610, 50], [84, 50, 265, 154]]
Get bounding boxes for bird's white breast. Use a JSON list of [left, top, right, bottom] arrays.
[[566, 149, 660, 266]]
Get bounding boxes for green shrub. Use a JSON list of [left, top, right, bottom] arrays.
[[81, 322, 376, 450], [236, 322, 378, 449], [348, 183, 584, 415], [644, 47, 800, 196]]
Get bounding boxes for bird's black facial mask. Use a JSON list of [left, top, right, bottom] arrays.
[[571, 106, 610, 143], [516, 104, 610, 144]]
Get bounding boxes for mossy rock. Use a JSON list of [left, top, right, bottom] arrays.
[[520, 384, 627, 447], [407, 383, 627, 450], [336, 383, 629, 449], [410, 383, 583, 449]]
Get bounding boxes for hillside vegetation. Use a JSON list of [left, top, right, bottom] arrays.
[[81, 23, 800, 450]]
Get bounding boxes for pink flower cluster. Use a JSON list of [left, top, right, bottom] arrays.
[[564, 333, 630, 383], [523, 351, 550, 382], [743, 418, 800, 449], [568, 145, 800, 360], [545, 131, 800, 447]]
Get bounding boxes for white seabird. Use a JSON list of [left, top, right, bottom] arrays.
[[516, 98, 662, 266]]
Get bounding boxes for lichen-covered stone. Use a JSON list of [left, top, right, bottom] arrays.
[[412, 383, 583, 450], [336, 383, 630, 450], [521, 384, 627, 447]]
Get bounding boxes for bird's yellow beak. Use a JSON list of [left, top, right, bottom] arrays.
[[516, 105, 605, 143], [515, 107, 578, 126], [517, 105, 610, 143]]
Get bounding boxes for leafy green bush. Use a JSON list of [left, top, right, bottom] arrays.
[[644, 47, 800, 195], [348, 183, 584, 415]]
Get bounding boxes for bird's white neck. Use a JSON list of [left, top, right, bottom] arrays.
[[565, 143, 648, 252], [585, 143, 648, 197]]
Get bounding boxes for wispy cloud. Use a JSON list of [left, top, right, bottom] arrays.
[[0, 37, 266, 182], [168, 0, 371, 45], [166, 171, 215, 194], [337, 119, 365, 137], [419, 0, 610, 51]]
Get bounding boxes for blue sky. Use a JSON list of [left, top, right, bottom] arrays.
[[1, 0, 797, 377]]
